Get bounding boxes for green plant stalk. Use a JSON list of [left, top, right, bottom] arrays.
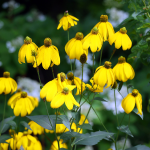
[[79, 64, 83, 104], [123, 114, 130, 150], [99, 47, 103, 66], [0, 95, 7, 136], [114, 89, 119, 126], [92, 53, 95, 75], [109, 48, 116, 61], [34, 56, 60, 150], [51, 67, 55, 79]]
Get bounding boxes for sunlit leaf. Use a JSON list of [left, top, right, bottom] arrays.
[[117, 125, 133, 137], [78, 124, 93, 130]]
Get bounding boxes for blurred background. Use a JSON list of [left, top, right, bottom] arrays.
[[0, 0, 150, 150]]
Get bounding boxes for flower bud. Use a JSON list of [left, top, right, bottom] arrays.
[[67, 72, 74, 80], [60, 72, 66, 82], [120, 27, 127, 34], [24, 36, 32, 44], [44, 38, 52, 47], [62, 87, 69, 94], [80, 53, 87, 64]]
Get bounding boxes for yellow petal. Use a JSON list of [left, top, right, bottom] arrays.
[[106, 22, 114, 38], [115, 32, 122, 49], [18, 45, 26, 64], [65, 97, 74, 110], [135, 95, 142, 115], [67, 16, 74, 26], [69, 15, 79, 21], [4, 79, 11, 94], [42, 47, 51, 70], [69, 93, 80, 107], [62, 17, 69, 31], [105, 69, 112, 88], [123, 63, 135, 79], [25, 44, 34, 63], [97, 68, 107, 87], [122, 34, 129, 50], [57, 21, 62, 30], [0, 79, 5, 94], [101, 23, 107, 41], [51, 46, 60, 65]]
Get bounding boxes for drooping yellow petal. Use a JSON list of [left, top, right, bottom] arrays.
[[67, 16, 74, 26], [97, 68, 107, 87], [57, 21, 62, 30], [0, 79, 5, 94], [106, 22, 115, 38], [115, 32, 122, 49], [135, 94, 142, 115], [65, 97, 74, 110], [69, 93, 80, 107], [4, 79, 11, 94], [42, 47, 51, 70], [51, 46, 60, 65], [62, 17, 69, 31], [69, 15, 79, 21], [122, 34, 129, 50], [123, 63, 135, 79], [101, 23, 107, 41], [105, 69, 112, 88], [25, 45, 34, 63]]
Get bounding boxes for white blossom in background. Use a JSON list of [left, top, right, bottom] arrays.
[[6, 36, 24, 53], [0, 61, 2, 66], [66, 53, 94, 83], [106, 7, 129, 27], [111, 138, 131, 150], [81, 146, 94, 150], [101, 85, 132, 114], [2, 0, 20, 9], [17, 77, 41, 101], [38, 14, 46, 22]]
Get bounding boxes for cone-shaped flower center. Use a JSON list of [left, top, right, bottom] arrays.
[[23, 131, 28, 135], [17, 88, 22, 92], [132, 89, 139, 97], [44, 38, 52, 47], [60, 72, 66, 82], [31, 50, 37, 57], [21, 91, 27, 98], [100, 15, 108, 22], [3, 72, 10, 78], [120, 27, 127, 34], [64, 10, 69, 16], [67, 72, 74, 80], [104, 61, 112, 69], [75, 32, 84, 40], [118, 56, 126, 63], [62, 87, 69, 94], [24, 36, 32, 44], [92, 27, 99, 34], [80, 53, 87, 64]]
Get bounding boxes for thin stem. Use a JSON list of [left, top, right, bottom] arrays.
[[114, 89, 119, 126], [99, 48, 103, 66], [0, 95, 7, 136], [142, 0, 146, 7], [117, 90, 124, 99], [92, 53, 95, 75], [123, 114, 130, 150], [79, 64, 83, 104], [51, 67, 55, 79], [109, 48, 116, 61]]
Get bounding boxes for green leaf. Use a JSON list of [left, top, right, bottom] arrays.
[[125, 145, 150, 150], [118, 81, 123, 91], [72, 131, 114, 146], [0, 134, 11, 143], [20, 121, 32, 130], [133, 108, 143, 119], [92, 97, 108, 102], [26, 115, 55, 130], [0, 116, 16, 133], [71, 109, 81, 124], [140, 53, 150, 66], [6, 121, 17, 129], [78, 124, 93, 130], [117, 125, 133, 137], [60, 132, 81, 143], [137, 23, 150, 30], [58, 115, 71, 131]]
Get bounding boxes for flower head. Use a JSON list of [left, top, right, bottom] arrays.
[[33, 38, 60, 70], [18, 36, 38, 64], [8, 91, 38, 117], [65, 32, 88, 60], [109, 27, 132, 50], [113, 56, 135, 82], [57, 10, 79, 31], [51, 85, 80, 110], [67, 72, 86, 95], [82, 27, 103, 52], [121, 89, 142, 115], [0, 72, 17, 94], [94, 15, 115, 42], [50, 139, 67, 150], [93, 61, 115, 88]]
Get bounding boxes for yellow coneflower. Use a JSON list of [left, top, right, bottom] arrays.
[[94, 15, 115, 42], [18, 36, 38, 64], [109, 27, 132, 50], [50, 139, 68, 150], [113, 56, 135, 82], [57, 10, 79, 31], [0, 72, 17, 95], [121, 89, 142, 115]]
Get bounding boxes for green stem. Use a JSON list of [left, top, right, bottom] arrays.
[[99, 48, 103, 66], [117, 90, 124, 99], [51, 67, 55, 79], [123, 114, 130, 150], [109, 48, 116, 61], [114, 89, 119, 126], [92, 53, 95, 75], [0, 95, 7, 136], [79, 64, 83, 104]]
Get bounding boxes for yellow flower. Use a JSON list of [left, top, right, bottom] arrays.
[[50, 139, 68, 150], [121, 89, 142, 115], [51, 85, 80, 110], [93, 61, 115, 88], [18, 36, 38, 64], [40, 72, 68, 102], [27, 121, 44, 135], [79, 114, 89, 125], [86, 78, 103, 93], [109, 27, 132, 50], [113, 56, 135, 82], [94, 15, 114, 42], [65, 32, 88, 60], [0, 72, 17, 95], [0, 143, 9, 150], [33, 38, 60, 70], [57, 10, 79, 31], [15, 131, 42, 150], [67, 72, 86, 95], [82, 27, 103, 52], [8, 91, 38, 117]]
